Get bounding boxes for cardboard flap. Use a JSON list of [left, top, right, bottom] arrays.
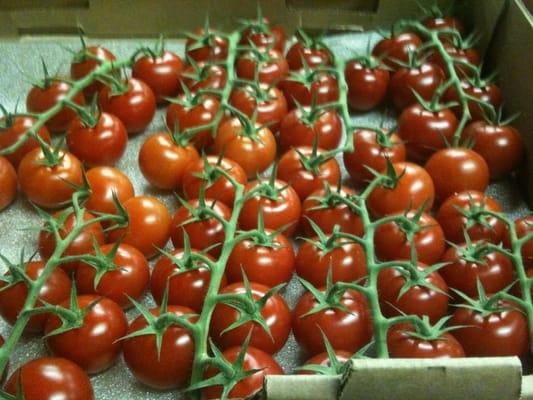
[[264, 375, 339, 400]]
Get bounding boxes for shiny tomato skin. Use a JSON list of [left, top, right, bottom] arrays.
[[132, 50, 184, 103], [185, 28, 228, 62], [85, 166, 134, 215], [345, 60, 390, 111], [374, 211, 445, 265], [202, 346, 283, 400], [372, 33, 423, 69], [239, 179, 301, 236], [108, 196, 171, 259], [226, 231, 295, 287], [66, 112, 128, 166], [387, 323, 465, 358], [279, 108, 342, 152], [504, 215, 533, 269], [44, 295, 127, 374], [236, 48, 289, 85], [26, 80, 85, 133], [98, 78, 156, 134], [445, 80, 502, 121], [280, 72, 339, 110], [76, 243, 150, 308], [277, 146, 341, 201], [286, 41, 332, 70], [0, 261, 71, 333], [343, 129, 406, 185], [123, 305, 196, 390], [240, 21, 286, 52], [138, 132, 199, 190], [0, 156, 16, 211], [292, 288, 372, 355], [367, 162, 435, 217], [0, 116, 51, 167], [5, 357, 94, 400], [436, 191, 505, 244], [180, 63, 227, 93], [38, 210, 106, 274], [299, 350, 352, 374], [428, 44, 480, 78], [71, 45, 116, 99], [423, 16, 465, 37], [18, 148, 83, 209]]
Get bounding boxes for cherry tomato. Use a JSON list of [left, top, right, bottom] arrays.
[[279, 108, 342, 152], [503, 215, 533, 269], [367, 162, 435, 217], [292, 288, 372, 355], [372, 32, 423, 69], [425, 147, 489, 202], [299, 351, 352, 374], [239, 179, 301, 236], [5, 357, 94, 400], [17, 148, 83, 208], [66, 112, 128, 166], [180, 63, 227, 93], [345, 59, 390, 111], [462, 121, 524, 179], [374, 211, 445, 265], [76, 243, 150, 308], [239, 19, 286, 52], [108, 196, 171, 258], [138, 131, 199, 190], [286, 40, 332, 70], [45, 295, 127, 374], [423, 16, 465, 37], [436, 191, 505, 244], [428, 43, 480, 78], [98, 78, 156, 134], [38, 209, 106, 274], [185, 27, 229, 62], [226, 231, 295, 287], [0, 261, 71, 333], [445, 80, 502, 121], [132, 50, 184, 103], [85, 166, 134, 215], [214, 117, 276, 178], [210, 282, 291, 354], [0, 156, 16, 211], [71, 45, 116, 99], [280, 72, 339, 110], [123, 305, 196, 390], [343, 129, 406, 185], [26, 80, 85, 133], [236, 48, 289, 85], [0, 115, 51, 167]]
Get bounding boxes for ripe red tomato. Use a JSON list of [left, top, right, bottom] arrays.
[[372, 32, 423, 69], [0, 156, 16, 211], [425, 147, 489, 202], [185, 27, 229, 62], [374, 211, 445, 265], [423, 16, 465, 37], [76, 243, 150, 307], [367, 162, 435, 217], [436, 191, 505, 244], [202, 346, 283, 400], [45, 295, 127, 374], [377, 264, 449, 324], [236, 48, 289, 85], [286, 40, 332, 70], [343, 129, 406, 185], [98, 78, 156, 134], [0, 261, 71, 333], [344, 59, 390, 111], [279, 108, 342, 152], [132, 50, 184, 103], [462, 121, 524, 179], [387, 323, 465, 358], [108, 195, 171, 258], [292, 288, 372, 355], [277, 146, 341, 201], [0, 115, 51, 167], [239, 179, 302, 236], [182, 156, 247, 208], [239, 19, 286, 52], [38, 209, 106, 274], [214, 117, 276, 178], [226, 231, 295, 287], [503, 215, 533, 269], [428, 43, 480, 78], [445, 80, 502, 121], [85, 166, 135, 215], [123, 305, 196, 390], [138, 131, 199, 190], [280, 72, 339, 110], [210, 282, 291, 354], [26, 80, 85, 133], [5, 357, 94, 400], [71, 45, 116, 99], [66, 112, 128, 166], [299, 351, 352, 374], [180, 63, 227, 93]]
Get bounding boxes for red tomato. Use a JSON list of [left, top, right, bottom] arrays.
[[240, 19, 286, 52], [123, 305, 196, 390], [98, 78, 156, 134], [0, 156, 16, 211], [185, 27, 229, 62], [286, 40, 332, 70], [423, 16, 465, 37], [180, 63, 227, 93], [503, 215, 533, 269], [138, 131, 200, 190], [280, 72, 339, 110], [5, 357, 94, 400], [445, 80, 502, 121], [66, 112, 128, 166], [343, 129, 406, 185], [76, 243, 150, 307], [108, 196, 171, 258], [71, 45, 116, 99], [345, 59, 390, 111], [0, 261, 71, 333], [367, 162, 435, 217], [132, 50, 184, 103], [372, 32, 423, 69], [374, 211, 445, 265], [436, 191, 505, 244], [236, 48, 289, 85], [45, 295, 127, 374], [85, 166, 134, 215], [226, 231, 295, 287], [26, 80, 85, 133], [428, 43, 480, 78], [299, 351, 352, 374]]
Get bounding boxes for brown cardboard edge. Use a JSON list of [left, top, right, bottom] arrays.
[[264, 375, 339, 400]]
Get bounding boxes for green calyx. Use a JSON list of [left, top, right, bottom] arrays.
[[295, 28, 328, 51], [136, 34, 166, 60], [402, 315, 461, 341], [0, 250, 35, 292], [159, 231, 215, 274], [301, 220, 362, 255], [294, 133, 338, 176], [452, 279, 519, 318], [392, 261, 449, 301]]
